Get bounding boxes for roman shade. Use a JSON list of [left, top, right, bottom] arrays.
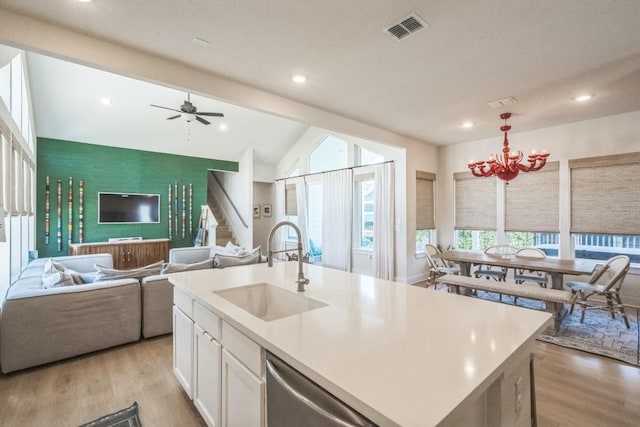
[[570, 152, 640, 235], [454, 171, 496, 230], [285, 183, 297, 216], [416, 171, 435, 230], [505, 161, 559, 232]]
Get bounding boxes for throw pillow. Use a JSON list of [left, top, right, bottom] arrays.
[[160, 258, 215, 274], [224, 241, 243, 254], [94, 260, 164, 282], [214, 251, 261, 268], [42, 259, 85, 288]]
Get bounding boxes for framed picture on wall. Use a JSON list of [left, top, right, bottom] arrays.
[[263, 204, 272, 217], [253, 204, 261, 218]]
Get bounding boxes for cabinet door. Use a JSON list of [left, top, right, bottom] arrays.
[[194, 324, 222, 427], [221, 349, 265, 427], [173, 306, 194, 398], [127, 240, 170, 268]]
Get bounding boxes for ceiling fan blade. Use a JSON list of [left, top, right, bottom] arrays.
[[197, 112, 224, 117], [166, 115, 181, 120], [150, 104, 181, 113], [196, 116, 211, 125]]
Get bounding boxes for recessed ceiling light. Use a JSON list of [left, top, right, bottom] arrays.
[[574, 94, 593, 102], [76, 0, 93, 3], [218, 123, 227, 131], [100, 97, 112, 105], [291, 74, 307, 84], [461, 121, 474, 128]]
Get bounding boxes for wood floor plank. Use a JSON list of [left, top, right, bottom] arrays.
[[0, 334, 638, 426]]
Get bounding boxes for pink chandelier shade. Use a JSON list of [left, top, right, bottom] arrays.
[[468, 113, 550, 182]]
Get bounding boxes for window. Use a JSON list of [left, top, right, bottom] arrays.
[[505, 162, 559, 234], [570, 153, 640, 266], [416, 171, 435, 252], [353, 177, 375, 249], [309, 135, 348, 174], [507, 232, 559, 256], [358, 147, 384, 167], [572, 234, 640, 266], [285, 168, 298, 240], [456, 230, 497, 252]]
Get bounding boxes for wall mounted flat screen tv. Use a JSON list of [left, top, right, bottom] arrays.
[[98, 192, 160, 224]]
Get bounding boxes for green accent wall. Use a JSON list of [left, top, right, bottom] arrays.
[[36, 138, 238, 258]]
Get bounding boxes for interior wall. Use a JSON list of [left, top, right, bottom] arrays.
[[36, 138, 238, 258], [437, 110, 640, 306], [253, 182, 276, 253]]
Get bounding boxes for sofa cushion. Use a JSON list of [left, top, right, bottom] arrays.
[[213, 248, 261, 268], [160, 258, 214, 274], [94, 260, 164, 282]]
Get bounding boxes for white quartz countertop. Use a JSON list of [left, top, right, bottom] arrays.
[[169, 262, 552, 426]]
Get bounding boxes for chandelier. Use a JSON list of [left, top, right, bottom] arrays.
[[468, 113, 549, 182]]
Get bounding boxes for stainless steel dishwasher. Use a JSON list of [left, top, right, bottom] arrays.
[[266, 352, 377, 427]]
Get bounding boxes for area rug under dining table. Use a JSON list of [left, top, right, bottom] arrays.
[[475, 291, 640, 366]]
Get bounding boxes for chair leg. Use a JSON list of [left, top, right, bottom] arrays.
[[605, 295, 616, 319], [569, 291, 577, 314], [579, 292, 587, 323], [614, 292, 630, 329]]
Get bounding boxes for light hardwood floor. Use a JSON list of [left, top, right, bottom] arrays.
[[0, 336, 638, 426]]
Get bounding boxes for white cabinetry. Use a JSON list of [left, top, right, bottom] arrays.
[[174, 288, 265, 427], [173, 306, 194, 398], [194, 323, 222, 427]]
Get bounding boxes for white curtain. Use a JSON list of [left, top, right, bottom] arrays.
[[374, 162, 395, 280], [322, 169, 353, 271], [294, 177, 310, 255], [273, 180, 287, 260]]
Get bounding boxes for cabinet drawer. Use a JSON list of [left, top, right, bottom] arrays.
[[222, 321, 263, 377], [194, 301, 221, 340], [174, 288, 193, 318]]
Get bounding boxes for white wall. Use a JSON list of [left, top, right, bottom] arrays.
[[253, 181, 276, 252], [437, 110, 640, 306]]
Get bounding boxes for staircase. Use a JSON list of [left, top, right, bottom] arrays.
[[207, 190, 238, 247]]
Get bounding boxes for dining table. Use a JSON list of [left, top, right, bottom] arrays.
[[433, 250, 599, 323], [433, 249, 597, 290]]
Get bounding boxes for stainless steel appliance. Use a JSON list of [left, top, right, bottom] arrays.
[[266, 352, 377, 427]]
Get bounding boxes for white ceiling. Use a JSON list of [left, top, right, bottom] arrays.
[[2, 0, 640, 160]]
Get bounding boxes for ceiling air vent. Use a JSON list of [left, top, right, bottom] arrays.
[[488, 97, 518, 109], [385, 13, 427, 40]]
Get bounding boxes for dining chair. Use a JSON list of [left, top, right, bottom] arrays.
[[473, 244, 516, 281], [566, 255, 631, 328], [424, 244, 459, 289], [513, 247, 548, 287]]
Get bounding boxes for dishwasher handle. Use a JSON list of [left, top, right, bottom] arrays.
[[266, 357, 375, 427]]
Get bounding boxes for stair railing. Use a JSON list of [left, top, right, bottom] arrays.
[[209, 172, 248, 229]]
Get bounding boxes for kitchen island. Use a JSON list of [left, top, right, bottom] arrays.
[[169, 261, 552, 427]]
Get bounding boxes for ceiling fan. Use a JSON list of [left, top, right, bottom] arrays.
[[150, 93, 224, 125]]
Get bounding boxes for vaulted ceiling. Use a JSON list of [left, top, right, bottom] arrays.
[[1, 0, 639, 164]]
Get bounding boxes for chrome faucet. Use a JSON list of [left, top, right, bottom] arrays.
[[267, 221, 310, 292]]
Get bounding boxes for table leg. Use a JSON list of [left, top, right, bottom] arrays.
[[459, 261, 471, 277], [548, 272, 567, 332]]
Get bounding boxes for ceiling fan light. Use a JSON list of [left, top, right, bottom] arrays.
[[184, 113, 196, 122]]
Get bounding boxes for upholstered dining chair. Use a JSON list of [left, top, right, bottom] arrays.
[[473, 244, 516, 281], [424, 244, 459, 289], [513, 247, 548, 287], [566, 255, 631, 328]]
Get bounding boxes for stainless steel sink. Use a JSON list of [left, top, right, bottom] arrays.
[[214, 282, 327, 321]]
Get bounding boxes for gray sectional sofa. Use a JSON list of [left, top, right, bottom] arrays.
[[1, 246, 261, 373], [0, 254, 142, 373]]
